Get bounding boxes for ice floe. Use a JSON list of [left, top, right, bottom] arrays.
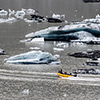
[[29, 47, 40, 50], [0, 17, 17, 23], [53, 47, 64, 52], [15, 10, 26, 19], [0, 9, 8, 17], [52, 13, 65, 19], [4, 51, 60, 64], [0, 48, 6, 55]]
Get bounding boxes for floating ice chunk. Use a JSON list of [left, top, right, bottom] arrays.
[[5, 17, 17, 23], [29, 47, 40, 50], [56, 42, 69, 48], [0, 48, 6, 55], [53, 47, 64, 52], [5, 51, 60, 64], [31, 38, 44, 42], [8, 9, 15, 17], [21, 89, 29, 94], [0, 17, 17, 23], [52, 13, 65, 19], [96, 14, 100, 19], [25, 26, 58, 38], [63, 93, 67, 97], [54, 54, 60, 59], [0, 10, 8, 16], [20, 38, 32, 43], [25, 9, 38, 15], [15, 10, 25, 19]]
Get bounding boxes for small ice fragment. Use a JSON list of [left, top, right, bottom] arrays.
[[53, 47, 64, 52], [29, 47, 40, 50], [21, 89, 29, 94], [63, 93, 67, 97]]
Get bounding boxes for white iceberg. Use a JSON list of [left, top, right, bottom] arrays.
[[25, 15, 100, 42], [52, 13, 65, 19], [0, 9, 8, 17], [5, 51, 60, 64], [25, 26, 59, 38], [30, 38, 44, 42]]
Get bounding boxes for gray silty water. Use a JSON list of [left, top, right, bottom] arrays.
[[0, 79, 100, 100], [0, 0, 100, 99]]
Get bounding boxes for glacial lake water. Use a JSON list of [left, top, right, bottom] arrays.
[[0, 0, 100, 100]]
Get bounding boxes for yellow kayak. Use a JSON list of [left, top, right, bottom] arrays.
[[57, 72, 72, 78]]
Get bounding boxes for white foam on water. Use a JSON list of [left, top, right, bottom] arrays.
[[67, 76, 100, 82]]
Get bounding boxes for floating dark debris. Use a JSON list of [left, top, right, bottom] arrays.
[[86, 40, 100, 45], [68, 49, 100, 59], [83, 0, 100, 3], [30, 14, 64, 23], [73, 68, 100, 74], [86, 61, 99, 66]]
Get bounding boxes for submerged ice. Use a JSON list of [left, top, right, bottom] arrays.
[[5, 51, 60, 64]]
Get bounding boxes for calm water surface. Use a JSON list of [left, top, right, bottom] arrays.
[[0, 0, 100, 99]]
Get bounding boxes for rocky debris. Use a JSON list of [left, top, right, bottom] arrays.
[[68, 49, 100, 59], [47, 17, 63, 23], [86, 57, 100, 66], [30, 14, 64, 23], [83, 0, 100, 2], [30, 14, 46, 22], [86, 61, 99, 66], [73, 68, 100, 74], [86, 40, 100, 45]]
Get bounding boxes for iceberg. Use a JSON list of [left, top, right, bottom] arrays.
[[4, 51, 60, 64], [25, 15, 100, 42], [25, 27, 100, 41]]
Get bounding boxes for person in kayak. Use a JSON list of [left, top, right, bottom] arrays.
[[58, 69, 63, 74]]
